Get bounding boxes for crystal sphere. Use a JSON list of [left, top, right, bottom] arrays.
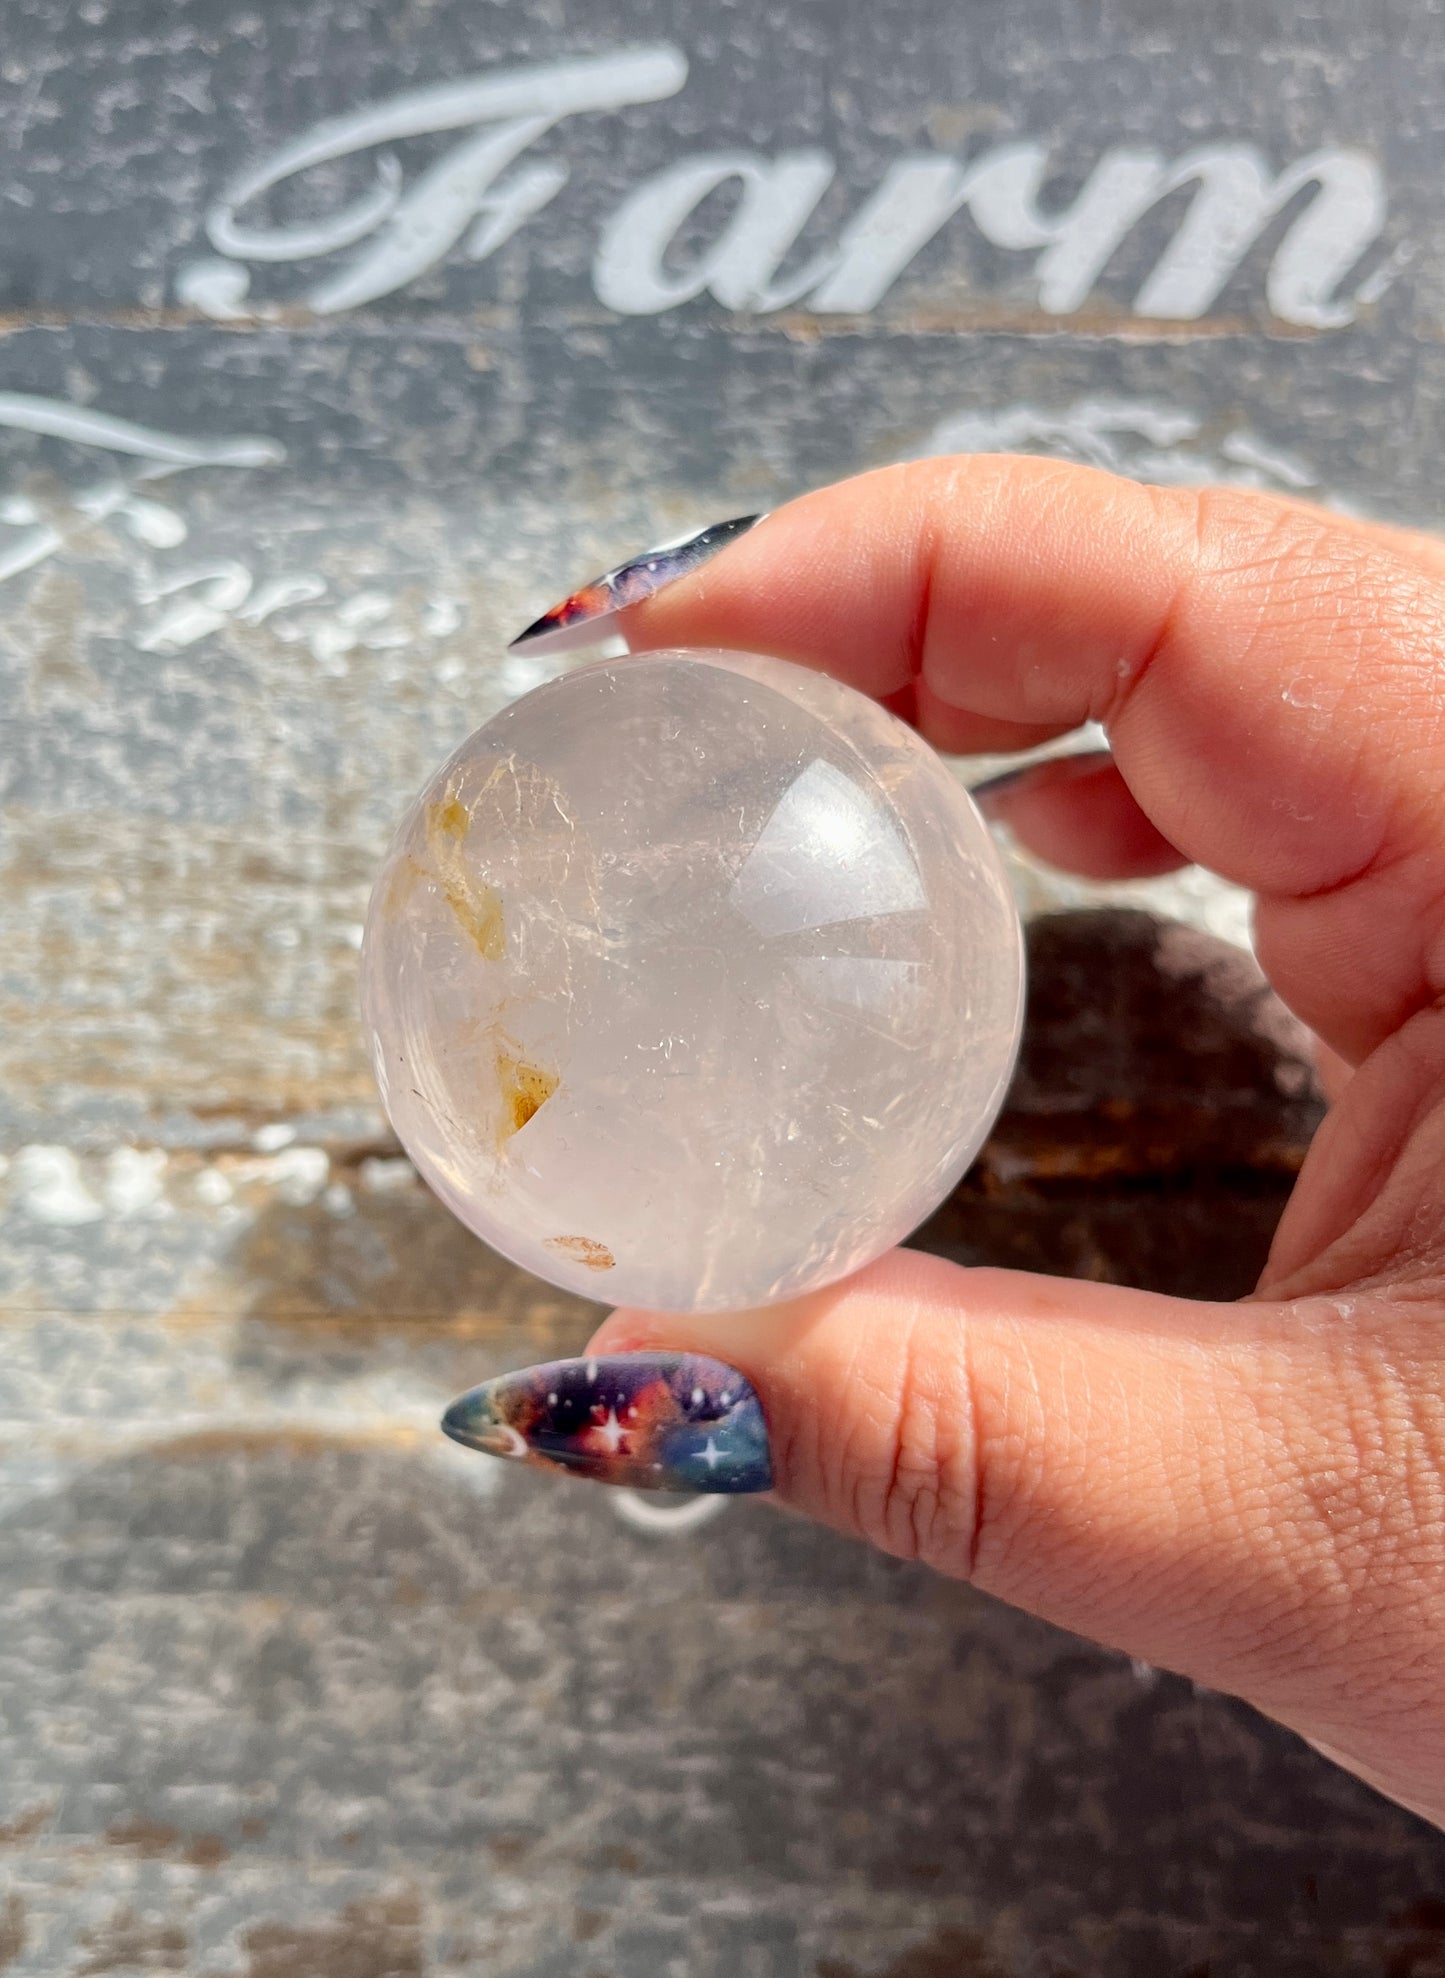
[[361, 649, 1023, 1313]]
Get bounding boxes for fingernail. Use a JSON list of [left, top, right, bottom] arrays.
[[441, 1352, 772, 1493], [508, 514, 764, 656], [968, 765, 1037, 811], [970, 750, 1114, 812]]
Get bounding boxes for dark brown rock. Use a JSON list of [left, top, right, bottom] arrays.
[[916, 911, 1324, 1300]]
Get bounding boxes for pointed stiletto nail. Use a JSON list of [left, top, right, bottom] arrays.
[[508, 514, 765, 656], [441, 1352, 772, 1493]]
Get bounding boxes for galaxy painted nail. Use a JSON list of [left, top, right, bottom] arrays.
[[440, 1352, 772, 1493], [508, 514, 764, 657]]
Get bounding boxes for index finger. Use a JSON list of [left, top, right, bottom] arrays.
[[622, 457, 1445, 1063]]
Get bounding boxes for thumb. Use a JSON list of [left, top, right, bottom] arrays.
[[587, 1251, 1436, 1785]]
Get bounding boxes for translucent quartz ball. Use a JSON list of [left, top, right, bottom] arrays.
[[361, 650, 1023, 1313]]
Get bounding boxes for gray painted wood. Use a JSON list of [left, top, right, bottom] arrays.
[[2, 1, 1443, 1970]]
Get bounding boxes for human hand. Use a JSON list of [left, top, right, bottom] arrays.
[[489, 459, 1445, 1826]]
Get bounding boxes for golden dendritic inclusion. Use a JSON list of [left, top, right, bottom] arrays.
[[543, 1234, 617, 1272], [495, 1053, 559, 1142], [360, 649, 1023, 1314], [424, 794, 506, 962], [392, 788, 561, 1155]]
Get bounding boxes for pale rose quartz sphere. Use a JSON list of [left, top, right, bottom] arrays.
[[361, 650, 1022, 1313]]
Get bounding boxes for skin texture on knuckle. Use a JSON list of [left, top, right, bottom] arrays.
[[1244, 1315, 1445, 1812], [1265, 1006, 1445, 1293], [818, 1292, 991, 1574], [1173, 485, 1443, 731], [1108, 488, 1444, 919], [1221, 1311, 1445, 1697], [1141, 480, 1436, 661], [1350, 1326, 1445, 1600]]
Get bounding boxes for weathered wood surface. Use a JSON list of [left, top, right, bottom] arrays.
[[3, 0, 1445, 1970], [6, 912, 1445, 1978]]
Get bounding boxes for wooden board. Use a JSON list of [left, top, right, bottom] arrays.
[[2, 1, 1444, 1969]]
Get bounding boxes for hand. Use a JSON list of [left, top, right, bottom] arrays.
[[578, 458, 1445, 1828]]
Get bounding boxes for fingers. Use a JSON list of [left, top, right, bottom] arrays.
[[976, 753, 1187, 880], [1311, 1035, 1355, 1105], [916, 689, 1076, 758], [623, 459, 1445, 1060], [1263, 1003, 1445, 1292], [589, 1252, 1445, 1823]]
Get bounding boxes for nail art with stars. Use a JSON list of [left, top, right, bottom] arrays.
[[441, 1352, 772, 1493], [507, 515, 764, 657]]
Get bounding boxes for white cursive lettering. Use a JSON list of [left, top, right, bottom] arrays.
[[594, 149, 836, 313], [181, 48, 688, 317], [176, 48, 1392, 331], [605, 138, 1387, 325]]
